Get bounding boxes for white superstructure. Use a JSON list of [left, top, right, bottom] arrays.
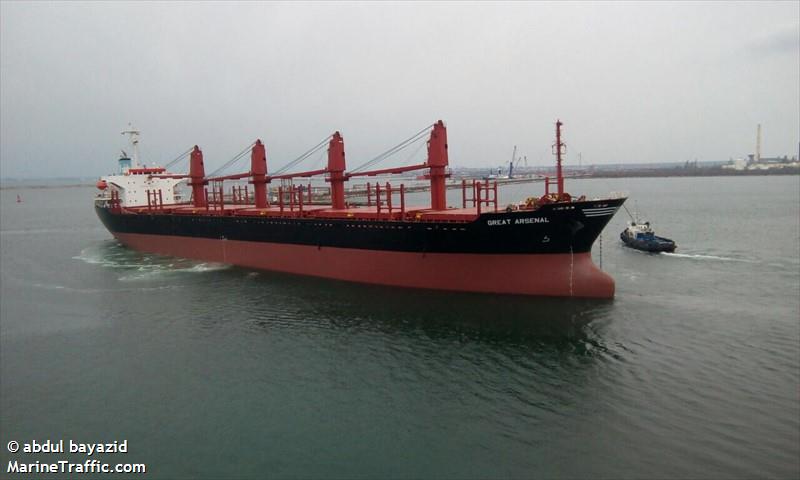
[[95, 127, 187, 208]]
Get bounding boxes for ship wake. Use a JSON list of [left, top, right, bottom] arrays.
[[74, 241, 231, 281], [661, 252, 757, 263]]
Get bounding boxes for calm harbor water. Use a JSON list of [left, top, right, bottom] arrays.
[[1, 176, 798, 479]]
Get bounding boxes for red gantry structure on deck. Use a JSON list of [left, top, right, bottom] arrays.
[[189, 146, 207, 208], [169, 120, 468, 220], [427, 120, 449, 210], [341, 120, 454, 217], [251, 140, 268, 208], [134, 120, 493, 221], [327, 132, 347, 210]]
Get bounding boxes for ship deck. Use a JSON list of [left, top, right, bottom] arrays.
[[122, 203, 500, 223]]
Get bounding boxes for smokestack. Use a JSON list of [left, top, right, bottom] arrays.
[[756, 124, 762, 163]]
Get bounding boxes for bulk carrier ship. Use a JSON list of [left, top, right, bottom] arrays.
[[94, 120, 625, 298]]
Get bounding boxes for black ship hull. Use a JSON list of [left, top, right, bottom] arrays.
[[96, 198, 624, 255]]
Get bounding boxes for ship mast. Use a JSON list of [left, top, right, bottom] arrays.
[[121, 124, 141, 168], [553, 120, 566, 196]]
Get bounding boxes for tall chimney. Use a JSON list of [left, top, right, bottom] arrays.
[[756, 124, 762, 163]]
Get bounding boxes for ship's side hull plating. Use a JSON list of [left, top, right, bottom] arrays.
[[113, 232, 614, 297]]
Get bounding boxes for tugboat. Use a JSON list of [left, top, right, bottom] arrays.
[[620, 221, 676, 253]]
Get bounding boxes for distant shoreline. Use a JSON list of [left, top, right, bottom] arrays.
[[578, 167, 799, 180], [0, 183, 94, 190]]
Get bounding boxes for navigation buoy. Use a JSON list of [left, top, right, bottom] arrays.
[[16, 194, 21, 203]]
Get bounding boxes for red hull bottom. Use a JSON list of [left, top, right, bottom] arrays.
[[113, 233, 615, 298]]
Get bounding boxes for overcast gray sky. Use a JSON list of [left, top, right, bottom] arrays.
[[1, 1, 798, 178]]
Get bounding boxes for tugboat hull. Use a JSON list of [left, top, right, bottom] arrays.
[[620, 232, 676, 253]]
